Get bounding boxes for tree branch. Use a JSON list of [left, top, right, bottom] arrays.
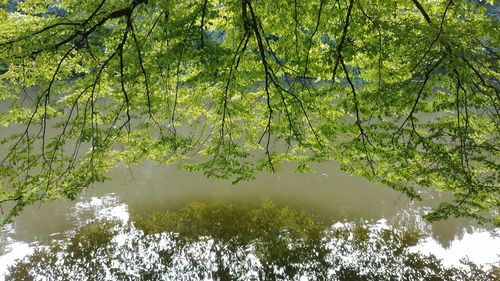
[[411, 0, 432, 24], [332, 0, 354, 83]]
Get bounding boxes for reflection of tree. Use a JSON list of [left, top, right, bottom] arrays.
[[7, 202, 498, 280]]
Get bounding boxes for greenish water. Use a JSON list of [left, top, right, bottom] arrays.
[[5, 202, 499, 280], [1, 160, 499, 280]]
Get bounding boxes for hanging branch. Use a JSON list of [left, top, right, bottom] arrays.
[[340, 56, 376, 175], [246, 0, 275, 171], [303, 0, 324, 77], [332, 0, 354, 83], [411, 0, 432, 23], [200, 0, 209, 49]]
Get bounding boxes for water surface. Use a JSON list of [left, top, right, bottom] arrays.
[[1, 159, 499, 279]]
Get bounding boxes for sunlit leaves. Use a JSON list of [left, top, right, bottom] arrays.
[[0, 0, 498, 224]]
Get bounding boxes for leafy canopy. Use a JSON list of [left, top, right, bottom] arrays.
[[0, 0, 498, 225]]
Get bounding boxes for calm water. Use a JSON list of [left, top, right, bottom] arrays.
[[1, 158, 499, 279]]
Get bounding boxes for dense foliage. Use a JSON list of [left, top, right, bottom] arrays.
[[7, 202, 499, 280], [0, 0, 498, 224]]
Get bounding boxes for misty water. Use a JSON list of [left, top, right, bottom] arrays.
[[0, 156, 499, 279]]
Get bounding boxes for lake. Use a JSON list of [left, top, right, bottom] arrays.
[[0, 157, 499, 279]]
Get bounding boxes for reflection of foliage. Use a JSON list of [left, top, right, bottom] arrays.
[[136, 201, 328, 279], [7, 221, 119, 280], [7, 202, 499, 280]]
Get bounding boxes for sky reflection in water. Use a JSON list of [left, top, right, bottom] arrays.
[[1, 195, 498, 280]]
